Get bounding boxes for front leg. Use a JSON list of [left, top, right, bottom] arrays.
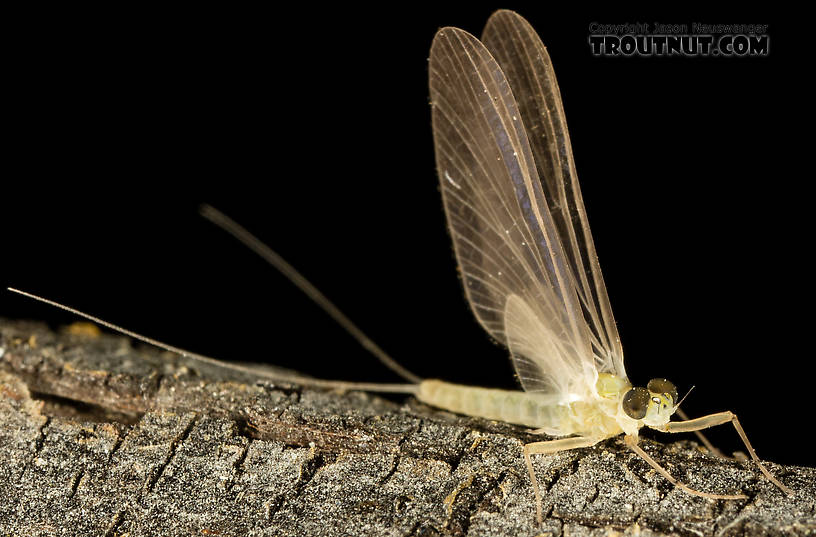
[[624, 435, 746, 500], [675, 407, 726, 458], [652, 411, 791, 494]]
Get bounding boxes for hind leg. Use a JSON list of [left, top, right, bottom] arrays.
[[523, 436, 601, 524]]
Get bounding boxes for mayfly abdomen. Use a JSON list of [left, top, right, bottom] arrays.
[[417, 380, 565, 429]]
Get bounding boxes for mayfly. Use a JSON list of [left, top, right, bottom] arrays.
[[9, 10, 791, 524]]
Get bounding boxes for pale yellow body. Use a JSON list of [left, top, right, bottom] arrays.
[[417, 373, 638, 439], [416, 372, 789, 524]]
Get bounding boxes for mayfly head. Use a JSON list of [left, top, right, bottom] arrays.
[[621, 378, 679, 426]]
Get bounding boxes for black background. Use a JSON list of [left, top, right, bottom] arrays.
[[3, 6, 811, 467]]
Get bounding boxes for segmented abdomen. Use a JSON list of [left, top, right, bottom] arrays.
[[417, 379, 564, 429]]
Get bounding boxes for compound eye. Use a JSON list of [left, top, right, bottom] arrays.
[[622, 387, 650, 419], [647, 378, 678, 405]]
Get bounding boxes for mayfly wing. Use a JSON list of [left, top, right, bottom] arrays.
[[481, 11, 626, 380], [429, 26, 597, 397]]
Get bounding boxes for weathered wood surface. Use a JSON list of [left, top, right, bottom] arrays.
[[1, 319, 814, 537]]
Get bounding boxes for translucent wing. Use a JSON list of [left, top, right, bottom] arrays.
[[481, 10, 626, 379], [429, 27, 597, 397], [504, 293, 594, 400]]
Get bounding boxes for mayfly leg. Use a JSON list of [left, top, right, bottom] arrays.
[[523, 436, 602, 524], [656, 411, 792, 495], [675, 407, 726, 459], [623, 435, 747, 500]]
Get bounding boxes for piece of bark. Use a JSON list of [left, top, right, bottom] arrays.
[[1, 319, 814, 537]]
